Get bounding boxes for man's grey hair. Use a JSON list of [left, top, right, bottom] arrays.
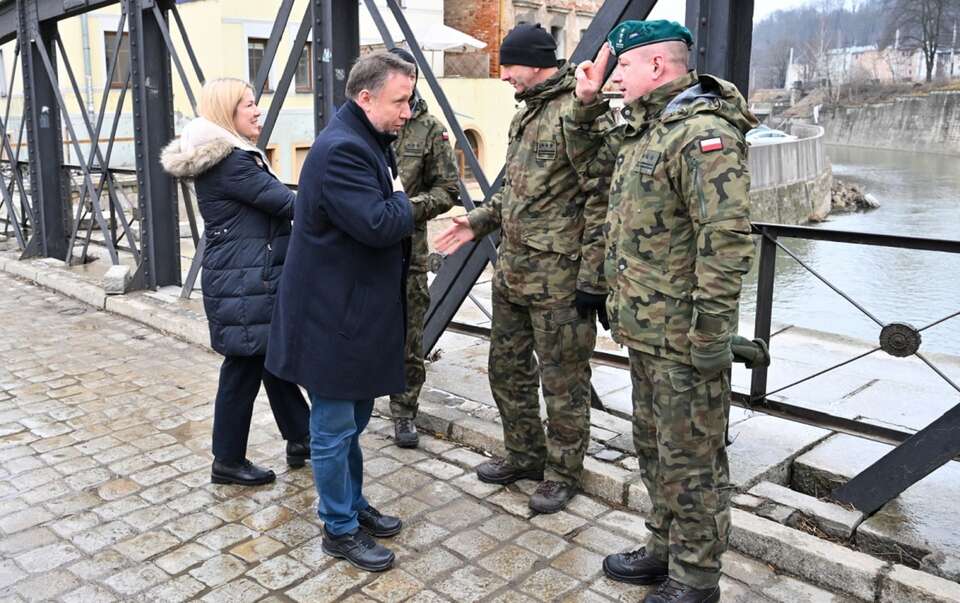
[[346, 51, 416, 99]]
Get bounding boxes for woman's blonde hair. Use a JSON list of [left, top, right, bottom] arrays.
[[198, 78, 255, 140]]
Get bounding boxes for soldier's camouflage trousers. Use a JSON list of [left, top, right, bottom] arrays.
[[390, 271, 430, 418], [629, 349, 732, 589], [489, 284, 595, 486]]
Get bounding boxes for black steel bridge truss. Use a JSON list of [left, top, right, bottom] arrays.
[[0, 0, 958, 517]]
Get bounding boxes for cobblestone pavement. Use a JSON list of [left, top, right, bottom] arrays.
[[0, 273, 850, 602]]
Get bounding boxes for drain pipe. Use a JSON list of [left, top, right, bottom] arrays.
[[80, 14, 95, 122]]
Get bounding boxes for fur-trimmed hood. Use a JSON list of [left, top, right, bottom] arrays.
[[160, 117, 277, 179]]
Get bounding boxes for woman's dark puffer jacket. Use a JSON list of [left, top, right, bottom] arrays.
[[161, 120, 293, 357]]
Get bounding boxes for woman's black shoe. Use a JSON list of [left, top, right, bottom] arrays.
[[286, 436, 311, 468], [321, 526, 395, 572], [211, 459, 276, 486]]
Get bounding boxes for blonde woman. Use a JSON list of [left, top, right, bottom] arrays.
[[161, 78, 309, 486]]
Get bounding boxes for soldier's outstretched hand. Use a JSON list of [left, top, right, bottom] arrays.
[[434, 216, 476, 255], [575, 43, 611, 104]]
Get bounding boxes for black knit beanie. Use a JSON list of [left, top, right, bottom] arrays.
[[500, 23, 558, 68]]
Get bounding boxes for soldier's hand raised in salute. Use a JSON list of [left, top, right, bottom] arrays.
[[574, 43, 611, 104], [434, 216, 476, 255]]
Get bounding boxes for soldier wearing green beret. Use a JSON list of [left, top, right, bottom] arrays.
[[565, 19, 758, 603], [436, 24, 609, 514]]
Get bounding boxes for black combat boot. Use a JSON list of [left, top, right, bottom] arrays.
[[475, 457, 544, 484], [211, 459, 275, 486], [602, 547, 669, 584], [394, 417, 419, 449], [321, 526, 395, 572], [528, 480, 577, 513], [357, 505, 402, 537], [644, 578, 720, 603], [286, 436, 310, 468]]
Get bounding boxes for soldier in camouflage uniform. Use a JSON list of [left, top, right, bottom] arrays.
[[566, 20, 758, 603], [387, 48, 460, 449], [435, 24, 608, 514]]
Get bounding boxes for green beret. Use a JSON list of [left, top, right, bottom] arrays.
[[607, 20, 693, 55]]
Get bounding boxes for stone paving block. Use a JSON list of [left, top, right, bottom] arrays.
[[880, 563, 960, 603], [201, 577, 269, 603], [441, 447, 490, 469], [72, 520, 139, 553], [487, 489, 536, 519], [266, 517, 322, 547], [381, 493, 431, 520], [404, 547, 464, 581], [516, 528, 570, 558], [597, 509, 650, 543], [120, 504, 180, 532], [443, 528, 499, 559], [102, 562, 168, 596], [479, 544, 541, 581], [749, 481, 864, 539], [449, 417, 507, 457], [208, 497, 260, 522], [412, 481, 462, 507], [196, 523, 258, 551], [0, 507, 54, 534], [573, 526, 636, 554], [245, 554, 310, 590], [230, 535, 285, 563], [13, 569, 82, 601], [66, 549, 130, 581], [155, 542, 218, 574], [49, 511, 101, 538], [415, 458, 466, 480], [530, 510, 588, 537], [0, 558, 26, 589], [395, 521, 451, 551], [520, 567, 581, 601], [113, 529, 181, 562], [582, 456, 630, 505], [435, 566, 508, 603], [241, 505, 294, 532], [760, 573, 851, 602], [730, 508, 884, 601], [61, 583, 118, 603], [15, 541, 84, 573], [551, 545, 605, 582], [362, 569, 425, 602], [189, 553, 247, 587], [366, 456, 404, 478], [626, 480, 653, 515], [588, 575, 650, 601], [427, 498, 492, 531], [143, 575, 206, 603], [379, 467, 434, 494], [451, 473, 503, 498], [164, 511, 223, 541], [287, 563, 372, 602]]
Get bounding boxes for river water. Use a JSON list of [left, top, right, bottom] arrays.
[[740, 144, 960, 356]]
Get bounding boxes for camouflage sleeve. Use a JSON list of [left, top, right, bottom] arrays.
[[466, 187, 503, 239], [560, 108, 606, 294], [675, 125, 756, 346], [563, 96, 620, 184], [409, 120, 460, 224]]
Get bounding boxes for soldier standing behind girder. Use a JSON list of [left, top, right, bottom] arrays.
[[386, 47, 460, 450], [435, 23, 609, 514], [565, 20, 758, 603]]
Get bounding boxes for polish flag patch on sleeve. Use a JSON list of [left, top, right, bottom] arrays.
[[699, 137, 724, 152]]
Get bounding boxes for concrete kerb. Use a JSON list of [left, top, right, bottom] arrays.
[[6, 257, 960, 601]]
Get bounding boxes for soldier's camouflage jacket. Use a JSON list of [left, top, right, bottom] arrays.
[[565, 71, 758, 364], [393, 97, 460, 273], [467, 64, 608, 302]]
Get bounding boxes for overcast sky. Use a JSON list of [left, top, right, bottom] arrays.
[[646, 1, 820, 24]]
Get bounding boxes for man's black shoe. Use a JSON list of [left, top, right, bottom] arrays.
[[211, 459, 275, 486], [529, 480, 577, 514], [644, 578, 720, 603], [476, 457, 544, 484], [603, 547, 669, 585], [394, 418, 419, 449], [286, 436, 310, 468], [321, 526, 395, 572], [358, 505, 402, 538]]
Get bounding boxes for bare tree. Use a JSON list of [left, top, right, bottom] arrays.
[[882, 0, 960, 81]]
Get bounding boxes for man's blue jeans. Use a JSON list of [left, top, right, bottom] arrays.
[[308, 394, 374, 536]]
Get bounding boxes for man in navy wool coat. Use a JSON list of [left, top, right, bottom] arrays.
[[266, 51, 416, 572]]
